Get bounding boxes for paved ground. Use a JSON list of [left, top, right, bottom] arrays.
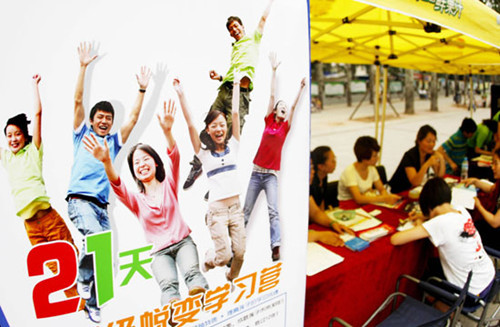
[[310, 93, 499, 327], [311, 93, 491, 181]]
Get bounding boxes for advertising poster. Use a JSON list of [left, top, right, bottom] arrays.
[[0, 0, 310, 326]]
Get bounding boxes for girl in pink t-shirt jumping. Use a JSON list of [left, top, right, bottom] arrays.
[[84, 100, 208, 306], [243, 53, 306, 261]]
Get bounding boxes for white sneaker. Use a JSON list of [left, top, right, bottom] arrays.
[[85, 304, 101, 323], [77, 281, 92, 300]]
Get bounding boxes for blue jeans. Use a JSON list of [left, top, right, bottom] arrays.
[[68, 198, 110, 308], [151, 236, 208, 305], [243, 172, 281, 249]]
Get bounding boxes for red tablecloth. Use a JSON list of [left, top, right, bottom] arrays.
[[305, 204, 431, 327]]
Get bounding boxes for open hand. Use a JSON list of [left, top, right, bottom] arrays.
[[157, 99, 176, 132], [78, 42, 98, 67], [83, 133, 110, 163], [136, 66, 152, 89], [268, 52, 281, 71]]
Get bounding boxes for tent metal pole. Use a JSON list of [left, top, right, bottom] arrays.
[[380, 66, 388, 164], [375, 65, 381, 141], [469, 69, 473, 118]]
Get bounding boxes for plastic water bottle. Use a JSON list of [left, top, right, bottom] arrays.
[[461, 157, 469, 180]]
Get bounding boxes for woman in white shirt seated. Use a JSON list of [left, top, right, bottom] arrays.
[[338, 136, 400, 205]]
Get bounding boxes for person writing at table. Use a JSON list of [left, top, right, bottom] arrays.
[[309, 146, 354, 246], [466, 119, 497, 159], [388, 125, 445, 194], [337, 136, 400, 206], [391, 177, 495, 300], [462, 147, 500, 251]]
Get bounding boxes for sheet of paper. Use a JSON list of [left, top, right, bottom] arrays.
[[306, 242, 344, 276], [451, 186, 477, 210], [350, 208, 382, 231]]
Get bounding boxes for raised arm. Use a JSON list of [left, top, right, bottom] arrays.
[[173, 78, 201, 153], [32, 75, 42, 149], [287, 77, 307, 128], [266, 52, 280, 117], [120, 66, 152, 143], [157, 100, 176, 151], [82, 133, 119, 183], [232, 71, 242, 140], [74, 42, 98, 130], [257, 0, 275, 35]]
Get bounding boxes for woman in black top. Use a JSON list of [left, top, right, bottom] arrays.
[[389, 125, 445, 194]]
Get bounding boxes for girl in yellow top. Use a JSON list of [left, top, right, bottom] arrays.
[[1, 75, 82, 307]]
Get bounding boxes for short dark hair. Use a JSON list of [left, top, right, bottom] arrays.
[[354, 136, 380, 162], [226, 16, 243, 31], [202, 110, 227, 151], [4, 113, 32, 145], [415, 124, 437, 146], [459, 118, 477, 134], [419, 177, 451, 217], [127, 143, 165, 193], [90, 101, 115, 121], [482, 119, 498, 134], [311, 146, 332, 171]]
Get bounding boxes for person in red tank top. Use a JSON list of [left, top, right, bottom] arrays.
[[243, 52, 306, 261]]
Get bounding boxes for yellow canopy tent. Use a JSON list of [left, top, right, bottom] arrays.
[[311, 0, 500, 74], [310, 0, 500, 160]]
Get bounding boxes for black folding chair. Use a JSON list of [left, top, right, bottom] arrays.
[[329, 271, 473, 327], [376, 165, 388, 185], [427, 247, 499, 327], [325, 180, 339, 208]]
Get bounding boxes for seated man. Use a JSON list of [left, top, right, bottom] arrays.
[[438, 118, 476, 175], [466, 119, 497, 159], [308, 148, 353, 246], [337, 136, 400, 205]]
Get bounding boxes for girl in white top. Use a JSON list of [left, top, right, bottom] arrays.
[[338, 136, 400, 205], [391, 177, 494, 296], [174, 72, 245, 282]]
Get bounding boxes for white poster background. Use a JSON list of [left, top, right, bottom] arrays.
[[0, 0, 310, 326]]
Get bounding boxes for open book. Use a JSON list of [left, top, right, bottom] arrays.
[[327, 208, 382, 232]]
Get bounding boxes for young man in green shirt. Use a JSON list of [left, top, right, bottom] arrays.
[[184, 0, 275, 189]]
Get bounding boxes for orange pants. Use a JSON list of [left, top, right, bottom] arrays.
[[24, 207, 84, 309]]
